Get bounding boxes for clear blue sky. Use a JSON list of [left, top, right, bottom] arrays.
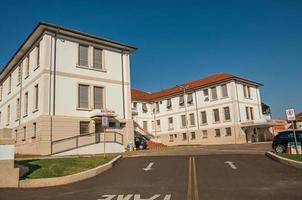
[[0, 0, 301, 117]]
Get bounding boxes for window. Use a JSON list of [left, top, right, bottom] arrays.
[[166, 99, 172, 110], [25, 56, 29, 78], [202, 130, 208, 138], [221, 84, 228, 97], [201, 111, 207, 124], [181, 115, 187, 128], [191, 132, 196, 140], [23, 127, 26, 141], [243, 85, 251, 98], [109, 122, 116, 128], [94, 86, 104, 109], [215, 129, 221, 137], [34, 84, 39, 110], [142, 103, 147, 113], [155, 102, 160, 112], [143, 121, 148, 131], [168, 117, 174, 129], [8, 75, 11, 94], [213, 109, 220, 122], [250, 107, 254, 120], [78, 84, 89, 108], [203, 89, 209, 101], [33, 122, 37, 138], [223, 107, 231, 121], [211, 87, 218, 100], [7, 105, 10, 125], [133, 102, 137, 110], [182, 133, 187, 141], [93, 48, 103, 69], [156, 119, 161, 130], [17, 65, 21, 85], [80, 121, 90, 135], [151, 120, 155, 130], [24, 92, 28, 116], [187, 93, 193, 105], [179, 95, 184, 106], [0, 84, 2, 101], [169, 134, 174, 142], [36, 44, 40, 67], [225, 127, 232, 136], [189, 113, 195, 126], [245, 106, 250, 120], [16, 98, 20, 120], [79, 45, 89, 66]]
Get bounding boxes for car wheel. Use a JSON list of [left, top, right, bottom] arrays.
[[139, 145, 144, 150], [275, 145, 286, 153]]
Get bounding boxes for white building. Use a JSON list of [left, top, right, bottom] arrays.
[[132, 73, 273, 145], [0, 22, 136, 155]]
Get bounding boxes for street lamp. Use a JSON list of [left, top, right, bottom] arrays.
[[177, 85, 189, 145]]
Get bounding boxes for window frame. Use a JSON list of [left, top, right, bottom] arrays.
[[78, 84, 90, 109]]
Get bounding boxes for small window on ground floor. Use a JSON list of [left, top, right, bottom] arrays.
[[80, 121, 90, 135], [225, 127, 232, 136], [215, 129, 221, 137], [182, 133, 187, 141], [191, 132, 196, 140], [169, 134, 174, 142], [202, 130, 208, 138]]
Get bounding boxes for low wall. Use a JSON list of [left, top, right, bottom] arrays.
[[19, 155, 121, 188]]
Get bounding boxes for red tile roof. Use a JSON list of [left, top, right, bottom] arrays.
[[296, 112, 302, 121], [131, 73, 261, 101]]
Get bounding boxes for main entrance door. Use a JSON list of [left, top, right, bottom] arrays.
[[95, 122, 102, 143]]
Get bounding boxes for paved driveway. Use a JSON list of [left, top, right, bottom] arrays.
[[1, 153, 302, 200]]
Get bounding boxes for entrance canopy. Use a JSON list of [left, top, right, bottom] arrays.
[[89, 109, 117, 121]]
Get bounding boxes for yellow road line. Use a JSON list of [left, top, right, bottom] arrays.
[[187, 157, 192, 200], [192, 157, 200, 200]]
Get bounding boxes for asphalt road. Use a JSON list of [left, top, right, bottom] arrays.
[[1, 154, 302, 200]]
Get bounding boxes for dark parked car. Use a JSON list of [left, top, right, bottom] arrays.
[[135, 136, 148, 150], [272, 130, 302, 153]]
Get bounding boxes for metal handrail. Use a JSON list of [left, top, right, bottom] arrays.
[[51, 131, 123, 154]]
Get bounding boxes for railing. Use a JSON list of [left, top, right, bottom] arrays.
[[51, 131, 123, 155]]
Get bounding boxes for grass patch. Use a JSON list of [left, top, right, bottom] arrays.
[[277, 153, 302, 162], [16, 155, 116, 179]]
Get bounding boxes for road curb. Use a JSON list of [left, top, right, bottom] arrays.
[[265, 151, 302, 170], [18, 155, 121, 188]]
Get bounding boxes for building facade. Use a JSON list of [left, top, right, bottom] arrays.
[[0, 22, 136, 155], [132, 73, 273, 145]]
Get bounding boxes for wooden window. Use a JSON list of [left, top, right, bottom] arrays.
[[187, 93, 193, 105], [189, 113, 195, 126], [7, 105, 10, 125], [17, 65, 21, 84], [156, 119, 161, 130], [203, 89, 209, 101], [151, 120, 155, 130], [201, 111, 207, 124], [33, 122, 37, 138], [142, 103, 147, 113], [34, 84, 39, 110], [224, 107, 231, 121], [132, 102, 137, 110], [166, 99, 172, 109], [221, 84, 228, 97], [168, 117, 173, 129], [155, 102, 160, 112], [202, 130, 208, 138], [25, 56, 29, 78], [143, 121, 148, 131], [23, 127, 26, 141], [213, 109, 220, 122], [169, 134, 174, 142], [93, 86, 104, 109], [36, 44, 40, 67], [181, 115, 187, 127], [250, 107, 254, 120], [16, 98, 20, 120], [211, 87, 218, 100], [80, 121, 90, 135], [246, 106, 250, 120], [191, 132, 196, 140], [215, 129, 221, 137], [225, 127, 232, 136], [78, 84, 89, 108], [79, 45, 89, 66], [179, 95, 184, 106], [182, 133, 187, 141], [24, 92, 28, 116], [93, 48, 103, 69], [8, 75, 11, 94]]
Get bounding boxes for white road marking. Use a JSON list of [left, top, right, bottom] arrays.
[[143, 162, 154, 171], [97, 194, 171, 200], [224, 161, 238, 169]]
